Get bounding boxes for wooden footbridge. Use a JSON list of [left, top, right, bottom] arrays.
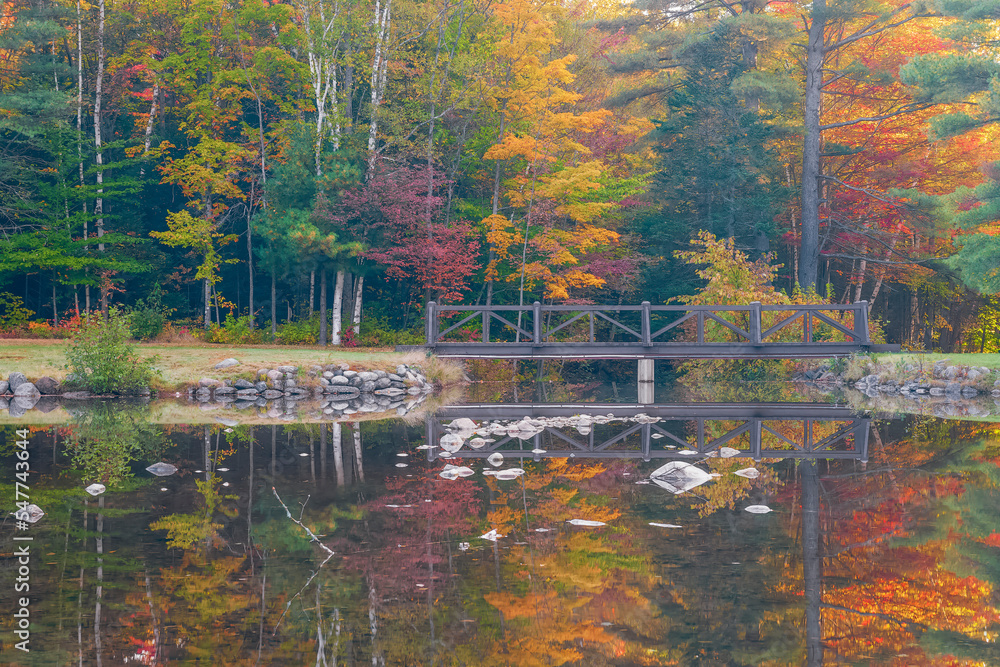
[[416, 301, 899, 359], [427, 403, 871, 463]]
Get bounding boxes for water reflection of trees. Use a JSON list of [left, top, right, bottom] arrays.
[[65, 402, 165, 487], [16, 417, 1000, 664]]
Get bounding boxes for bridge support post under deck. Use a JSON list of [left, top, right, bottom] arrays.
[[637, 359, 654, 404]]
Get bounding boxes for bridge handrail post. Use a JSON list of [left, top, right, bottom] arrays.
[[426, 301, 437, 346], [483, 310, 490, 343], [750, 301, 762, 344], [533, 301, 542, 344], [854, 301, 870, 343], [641, 301, 651, 347]]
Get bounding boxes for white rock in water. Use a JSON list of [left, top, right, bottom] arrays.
[[146, 462, 178, 477], [416, 444, 434, 450], [480, 529, 502, 542], [576, 426, 592, 435], [85, 483, 106, 496], [719, 447, 740, 458], [487, 452, 504, 467], [649, 522, 683, 529], [744, 505, 772, 514], [734, 467, 760, 479], [534, 527, 550, 532], [493, 468, 524, 480], [531, 448, 546, 454], [468, 438, 487, 449], [439, 433, 465, 452], [439, 464, 474, 480], [458, 542, 470, 551], [650, 461, 713, 494], [17, 504, 45, 523], [567, 519, 605, 527], [395, 463, 408, 468], [448, 418, 478, 434]]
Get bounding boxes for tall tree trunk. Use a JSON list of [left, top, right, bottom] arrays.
[[247, 196, 255, 327], [332, 269, 344, 345], [352, 274, 363, 334], [799, 0, 825, 293], [319, 267, 328, 345], [271, 273, 277, 337], [139, 76, 159, 177], [77, 0, 88, 314], [94, 0, 107, 316], [204, 279, 211, 328], [309, 269, 315, 319], [353, 424, 364, 482], [366, 0, 392, 179]]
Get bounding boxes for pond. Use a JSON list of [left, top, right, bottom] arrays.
[[2, 377, 1000, 665]]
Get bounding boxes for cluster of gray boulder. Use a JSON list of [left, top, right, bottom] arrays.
[[190, 362, 434, 417], [852, 361, 995, 399], [0, 371, 64, 416]]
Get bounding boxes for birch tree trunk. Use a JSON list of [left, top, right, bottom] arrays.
[[366, 0, 392, 179], [332, 269, 344, 345], [77, 0, 89, 313], [319, 267, 328, 345], [352, 274, 363, 334], [799, 0, 825, 293], [139, 77, 159, 177], [94, 0, 107, 316], [204, 279, 211, 328]]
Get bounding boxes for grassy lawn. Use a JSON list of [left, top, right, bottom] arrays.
[[0, 339, 456, 390], [872, 352, 1000, 370]]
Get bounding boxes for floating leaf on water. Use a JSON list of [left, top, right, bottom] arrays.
[[416, 444, 434, 450], [651, 433, 664, 439], [146, 462, 177, 477], [395, 463, 409, 468], [480, 529, 502, 542], [397, 453, 409, 457], [650, 461, 713, 494], [649, 522, 683, 529], [744, 505, 772, 514], [299, 452, 309, 457], [85, 483, 106, 496], [734, 467, 760, 479], [567, 519, 605, 527], [487, 452, 504, 467], [217, 467, 229, 472]]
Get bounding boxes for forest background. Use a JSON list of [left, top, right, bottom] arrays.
[[3, 0, 1000, 351]]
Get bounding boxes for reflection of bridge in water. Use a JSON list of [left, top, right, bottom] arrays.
[[427, 403, 871, 463]]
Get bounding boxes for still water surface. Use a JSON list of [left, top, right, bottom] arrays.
[[2, 386, 1000, 665]]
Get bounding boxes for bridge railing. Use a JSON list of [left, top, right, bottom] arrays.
[[425, 301, 870, 346]]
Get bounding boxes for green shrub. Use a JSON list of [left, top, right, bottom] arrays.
[[357, 316, 424, 347], [130, 284, 170, 341], [206, 313, 265, 345], [66, 309, 159, 394], [0, 292, 34, 333], [276, 317, 318, 345]]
